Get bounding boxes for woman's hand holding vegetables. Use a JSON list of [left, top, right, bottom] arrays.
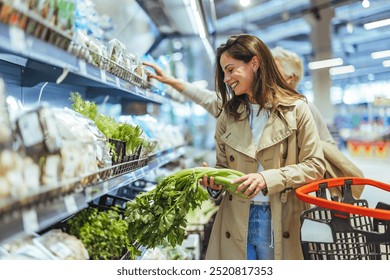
[[199, 174, 223, 191], [198, 161, 223, 191], [231, 173, 267, 199]]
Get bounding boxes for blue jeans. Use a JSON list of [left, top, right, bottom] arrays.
[[247, 204, 274, 260]]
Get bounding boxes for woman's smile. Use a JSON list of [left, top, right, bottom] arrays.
[[220, 53, 256, 97]]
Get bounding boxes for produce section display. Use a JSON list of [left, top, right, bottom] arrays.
[[0, 74, 191, 258], [67, 206, 137, 260], [0, 230, 90, 260], [0, 0, 217, 261], [0, 0, 169, 99], [69, 92, 148, 163]]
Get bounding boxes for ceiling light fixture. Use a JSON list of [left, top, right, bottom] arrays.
[[329, 65, 355, 75], [363, 18, 390, 30], [240, 0, 251, 7], [193, 10, 206, 39], [184, 0, 213, 63], [383, 60, 390, 67], [361, 0, 370, 9], [308, 58, 343, 70], [185, 0, 207, 39], [346, 22, 354, 33], [371, 50, 390, 59], [201, 37, 215, 63]]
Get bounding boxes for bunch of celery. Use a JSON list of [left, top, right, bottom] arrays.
[[125, 167, 246, 250]]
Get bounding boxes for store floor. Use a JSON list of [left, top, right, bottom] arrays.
[[344, 151, 390, 208]]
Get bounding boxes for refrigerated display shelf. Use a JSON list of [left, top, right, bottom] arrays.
[[0, 1, 188, 257], [0, 10, 168, 104], [0, 146, 186, 244]]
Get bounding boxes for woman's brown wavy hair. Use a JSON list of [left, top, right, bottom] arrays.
[[215, 34, 306, 120]]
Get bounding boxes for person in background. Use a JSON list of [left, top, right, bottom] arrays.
[[270, 47, 365, 199], [271, 47, 335, 144], [201, 34, 326, 260], [144, 45, 364, 200]]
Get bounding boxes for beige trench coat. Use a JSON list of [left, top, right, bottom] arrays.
[[205, 99, 326, 260]]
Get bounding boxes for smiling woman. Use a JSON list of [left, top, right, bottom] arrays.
[[199, 34, 326, 260], [214, 34, 302, 119], [220, 53, 258, 99]]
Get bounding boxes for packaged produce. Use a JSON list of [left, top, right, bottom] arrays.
[[107, 38, 126, 74], [107, 38, 126, 65], [56, 0, 75, 32], [33, 229, 89, 260], [70, 92, 150, 164], [50, 107, 111, 185], [0, 149, 39, 199], [0, 234, 52, 260], [71, 29, 107, 68], [15, 104, 62, 161]]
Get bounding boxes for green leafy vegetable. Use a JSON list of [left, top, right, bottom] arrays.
[[70, 92, 98, 121], [69, 92, 148, 155], [67, 207, 140, 260], [125, 167, 247, 250]]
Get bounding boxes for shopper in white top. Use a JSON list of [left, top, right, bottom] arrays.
[[270, 47, 364, 199], [145, 41, 326, 260], [144, 46, 365, 201], [144, 48, 334, 144], [271, 46, 335, 144], [196, 34, 325, 260], [144, 36, 362, 259]]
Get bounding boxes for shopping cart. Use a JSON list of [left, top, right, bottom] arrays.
[[296, 177, 390, 260]]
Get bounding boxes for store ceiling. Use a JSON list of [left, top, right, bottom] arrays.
[[134, 0, 390, 88]]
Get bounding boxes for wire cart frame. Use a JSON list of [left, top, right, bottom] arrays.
[[296, 177, 390, 260]]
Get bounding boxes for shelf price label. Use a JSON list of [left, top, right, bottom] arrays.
[[100, 69, 107, 83], [135, 87, 141, 95], [78, 60, 87, 76], [126, 172, 136, 183], [14, 0, 29, 9], [22, 208, 39, 234], [9, 26, 27, 53], [85, 187, 93, 202], [135, 168, 146, 179], [102, 181, 109, 193], [64, 195, 78, 214]]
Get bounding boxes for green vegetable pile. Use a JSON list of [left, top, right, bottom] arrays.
[[67, 207, 139, 260], [65, 167, 247, 259], [69, 92, 145, 156], [125, 167, 247, 250]]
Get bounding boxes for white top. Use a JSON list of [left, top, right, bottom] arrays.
[[248, 103, 270, 202]]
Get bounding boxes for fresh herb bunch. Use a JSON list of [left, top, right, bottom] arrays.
[[68, 207, 140, 260], [125, 167, 246, 249], [70, 92, 98, 121], [69, 92, 146, 155]]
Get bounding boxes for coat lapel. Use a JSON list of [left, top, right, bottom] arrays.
[[257, 111, 294, 152], [220, 105, 296, 158], [220, 115, 257, 159]]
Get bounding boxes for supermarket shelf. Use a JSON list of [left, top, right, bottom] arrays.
[[0, 146, 186, 244], [0, 22, 168, 104]]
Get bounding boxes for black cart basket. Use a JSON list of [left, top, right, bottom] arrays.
[[296, 177, 390, 260]]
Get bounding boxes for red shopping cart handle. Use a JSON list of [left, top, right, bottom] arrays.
[[296, 177, 390, 220]]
